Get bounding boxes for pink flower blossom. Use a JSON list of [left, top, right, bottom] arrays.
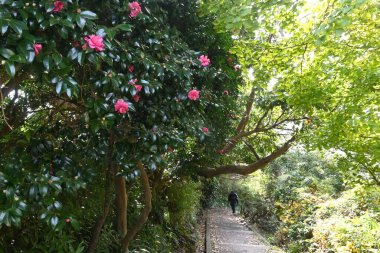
[[233, 65, 241, 71], [202, 127, 209, 133], [223, 90, 229, 95], [133, 95, 140, 102], [82, 43, 87, 50], [227, 57, 233, 63], [84, 35, 104, 52], [128, 64, 135, 72], [129, 2, 142, 18], [134, 84, 142, 92], [65, 218, 71, 223], [199, 55, 210, 66], [129, 79, 138, 85], [33, 43, 42, 56], [114, 99, 129, 114], [52, 1, 64, 12], [188, 89, 200, 100]]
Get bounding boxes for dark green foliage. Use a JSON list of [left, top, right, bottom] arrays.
[[0, 0, 239, 251]]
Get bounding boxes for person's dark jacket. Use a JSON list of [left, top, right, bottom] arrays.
[[228, 191, 238, 204]]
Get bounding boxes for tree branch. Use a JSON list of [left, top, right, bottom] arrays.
[[121, 161, 152, 251], [236, 87, 255, 133], [242, 139, 260, 160], [198, 136, 296, 178]]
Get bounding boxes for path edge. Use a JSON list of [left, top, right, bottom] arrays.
[[205, 209, 212, 253]]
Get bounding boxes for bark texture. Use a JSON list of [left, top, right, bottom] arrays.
[[115, 175, 128, 237], [121, 161, 152, 251]]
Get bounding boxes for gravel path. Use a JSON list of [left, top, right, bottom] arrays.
[[208, 208, 270, 253]]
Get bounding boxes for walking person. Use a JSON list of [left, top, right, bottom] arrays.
[[228, 191, 239, 213]]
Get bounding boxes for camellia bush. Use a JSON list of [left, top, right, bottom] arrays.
[[0, 0, 241, 251]]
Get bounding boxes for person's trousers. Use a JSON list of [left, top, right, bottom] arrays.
[[230, 202, 236, 213]]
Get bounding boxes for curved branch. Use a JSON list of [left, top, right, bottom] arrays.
[[198, 136, 296, 178], [121, 161, 152, 251]]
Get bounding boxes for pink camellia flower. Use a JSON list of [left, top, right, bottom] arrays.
[[65, 218, 71, 223], [227, 57, 233, 63], [129, 78, 138, 85], [33, 43, 42, 56], [114, 99, 129, 114], [199, 55, 211, 66], [129, 2, 142, 18], [128, 64, 135, 73], [84, 35, 104, 52], [134, 84, 142, 92], [133, 95, 140, 102], [223, 90, 229, 95], [202, 127, 209, 133], [52, 1, 64, 12], [188, 89, 200, 100]]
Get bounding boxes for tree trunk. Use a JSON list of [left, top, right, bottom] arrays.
[[86, 132, 115, 253], [121, 161, 152, 251], [115, 175, 128, 237]]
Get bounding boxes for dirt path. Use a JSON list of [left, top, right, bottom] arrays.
[[208, 208, 277, 253]]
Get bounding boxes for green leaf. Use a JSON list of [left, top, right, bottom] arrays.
[[9, 54, 26, 63], [80, 10, 98, 20], [43, 56, 51, 71], [0, 48, 15, 59], [76, 16, 86, 29], [77, 52, 84, 65], [9, 19, 27, 34], [115, 23, 132, 32], [0, 19, 9, 35], [52, 53, 62, 65], [67, 48, 78, 60], [56, 81, 63, 94], [66, 88, 71, 97], [58, 26, 68, 39], [26, 51, 35, 63], [70, 219, 80, 230], [5, 61, 16, 77], [50, 216, 58, 227], [46, 3, 55, 12], [105, 113, 116, 120], [36, 13, 44, 23]]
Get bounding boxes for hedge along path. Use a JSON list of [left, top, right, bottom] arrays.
[[208, 208, 282, 253]]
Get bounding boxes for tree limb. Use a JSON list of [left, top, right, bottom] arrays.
[[236, 87, 255, 133], [198, 136, 296, 178], [242, 139, 260, 160], [121, 161, 152, 251]]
